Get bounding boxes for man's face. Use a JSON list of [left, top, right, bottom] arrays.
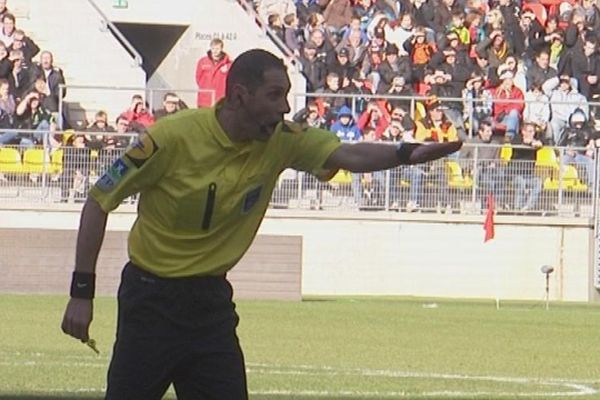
[[522, 124, 536, 141], [536, 53, 549, 69], [238, 68, 291, 142], [479, 124, 493, 141], [41, 53, 53, 69], [211, 44, 223, 59], [117, 119, 129, 133], [0, 0, 6, 11], [584, 42, 596, 57], [2, 18, 14, 34], [327, 76, 339, 91], [400, 15, 412, 30]]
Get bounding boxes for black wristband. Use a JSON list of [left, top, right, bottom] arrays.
[[395, 141, 421, 164], [70, 271, 96, 299]]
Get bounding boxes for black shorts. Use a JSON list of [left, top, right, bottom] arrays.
[[105, 262, 248, 400]]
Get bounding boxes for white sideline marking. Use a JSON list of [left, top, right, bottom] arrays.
[[1, 357, 598, 397], [246, 363, 599, 398]]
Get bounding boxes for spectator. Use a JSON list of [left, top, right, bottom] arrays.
[[415, 96, 460, 143], [283, 13, 302, 54], [425, 66, 467, 140], [336, 29, 368, 68], [299, 41, 328, 92], [383, 112, 426, 211], [560, 108, 596, 186], [60, 133, 91, 203], [327, 47, 357, 88], [376, 43, 412, 93], [523, 81, 551, 142], [316, 71, 349, 121], [0, 13, 15, 48], [489, 56, 526, 93], [463, 73, 492, 134], [357, 99, 390, 139], [460, 119, 505, 204], [153, 92, 186, 121], [267, 13, 285, 43], [525, 50, 557, 90], [322, 0, 354, 34], [385, 12, 415, 50], [30, 51, 66, 112], [402, 26, 436, 82], [8, 49, 30, 101], [292, 100, 327, 128], [9, 29, 38, 66], [195, 38, 232, 107], [542, 74, 589, 144], [569, 36, 600, 100], [119, 95, 155, 128], [510, 122, 543, 212], [309, 28, 336, 66], [14, 91, 53, 145], [475, 29, 512, 69], [0, 77, 14, 128], [491, 68, 524, 142], [385, 75, 414, 112], [0, 42, 11, 81], [330, 105, 361, 141], [295, 0, 321, 27]]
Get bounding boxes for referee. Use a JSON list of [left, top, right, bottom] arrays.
[[61, 48, 461, 399]]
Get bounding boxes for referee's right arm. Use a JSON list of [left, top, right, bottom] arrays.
[[61, 197, 108, 342]]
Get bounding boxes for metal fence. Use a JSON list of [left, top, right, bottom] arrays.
[[0, 131, 597, 218]]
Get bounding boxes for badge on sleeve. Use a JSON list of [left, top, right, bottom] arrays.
[[95, 159, 129, 192], [125, 132, 158, 168]]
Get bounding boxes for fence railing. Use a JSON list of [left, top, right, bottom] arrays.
[[0, 131, 597, 219]]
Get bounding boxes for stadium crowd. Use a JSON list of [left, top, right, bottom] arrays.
[[1, 0, 599, 211]]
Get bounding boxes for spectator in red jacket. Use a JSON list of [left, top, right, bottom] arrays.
[[119, 94, 155, 128], [195, 38, 232, 108]]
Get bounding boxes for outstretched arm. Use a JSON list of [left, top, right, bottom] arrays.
[[61, 197, 108, 342], [324, 141, 463, 173]]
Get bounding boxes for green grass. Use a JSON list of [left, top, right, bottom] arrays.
[[1, 294, 600, 399]]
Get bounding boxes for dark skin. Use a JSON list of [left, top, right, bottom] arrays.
[[62, 67, 462, 342]]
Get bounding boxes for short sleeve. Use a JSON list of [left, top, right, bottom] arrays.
[[89, 127, 170, 212], [282, 124, 342, 181]]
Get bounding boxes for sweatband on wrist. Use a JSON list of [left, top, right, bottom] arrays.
[[395, 142, 421, 164], [70, 271, 96, 299]]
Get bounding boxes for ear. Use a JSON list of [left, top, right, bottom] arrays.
[[230, 83, 250, 107]]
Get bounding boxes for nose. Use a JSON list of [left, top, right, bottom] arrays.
[[281, 97, 291, 115]]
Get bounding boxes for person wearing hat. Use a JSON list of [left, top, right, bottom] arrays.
[[377, 43, 412, 93], [299, 41, 328, 92], [463, 73, 493, 134], [327, 47, 358, 88], [403, 26, 436, 81], [561, 108, 596, 186], [490, 66, 524, 141], [415, 96, 459, 143], [385, 74, 414, 112], [542, 74, 589, 144]]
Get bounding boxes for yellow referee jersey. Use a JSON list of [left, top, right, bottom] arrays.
[[89, 105, 341, 277]]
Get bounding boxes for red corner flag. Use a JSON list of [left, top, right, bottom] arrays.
[[484, 193, 495, 243]]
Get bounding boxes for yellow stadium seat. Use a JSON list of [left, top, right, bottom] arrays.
[[50, 149, 63, 174], [22, 148, 47, 173], [500, 145, 512, 163], [543, 165, 588, 191], [329, 169, 352, 184], [446, 160, 473, 188], [0, 147, 23, 173]]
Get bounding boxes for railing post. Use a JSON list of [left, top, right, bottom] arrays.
[[58, 85, 64, 129]]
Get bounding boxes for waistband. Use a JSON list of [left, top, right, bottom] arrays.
[[125, 261, 226, 283]]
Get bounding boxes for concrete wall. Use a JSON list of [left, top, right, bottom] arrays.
[[93, 0, 305, 111], [1, 207, 597, 302]]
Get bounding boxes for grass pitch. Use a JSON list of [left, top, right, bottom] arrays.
[[1, 294, 599, 399]]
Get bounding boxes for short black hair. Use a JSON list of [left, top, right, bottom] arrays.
[[225, 49, 286, 99]]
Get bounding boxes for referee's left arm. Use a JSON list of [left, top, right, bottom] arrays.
[[323, 140, 463, 173]]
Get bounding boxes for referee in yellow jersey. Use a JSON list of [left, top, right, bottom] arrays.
[[61, 48, 462, 399]]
